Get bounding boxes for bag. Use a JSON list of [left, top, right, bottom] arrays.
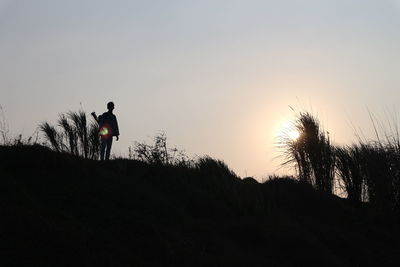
[[98, 114, 112, 140]]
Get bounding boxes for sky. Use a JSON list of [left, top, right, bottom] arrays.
[[1, 0, 400, 180]]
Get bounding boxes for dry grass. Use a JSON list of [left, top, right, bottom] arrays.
[[278, 112, 335, 193], [40, 110, 99, 159]]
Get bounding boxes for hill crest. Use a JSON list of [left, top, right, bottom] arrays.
[[1, 145, 399, 266]]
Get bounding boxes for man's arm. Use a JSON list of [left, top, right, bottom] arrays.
[[114, 115, 120, 141], [91, 112, 99, 124]]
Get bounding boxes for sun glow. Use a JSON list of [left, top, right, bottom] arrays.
[[287, 129, 300, 141], [277, 120, 300, 141]]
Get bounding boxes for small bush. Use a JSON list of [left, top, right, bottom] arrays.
[[0, 105, 40, 146], [196, 156, 238, 179], [129, 132, 193, 167]]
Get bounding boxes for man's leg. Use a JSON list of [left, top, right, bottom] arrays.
[[105, 137, 113, 160], [100, 138, 107, 160]]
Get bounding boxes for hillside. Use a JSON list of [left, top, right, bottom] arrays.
[[1, 145, 399, 266]]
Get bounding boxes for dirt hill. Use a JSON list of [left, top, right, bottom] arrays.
[[1, 145, 399, 266]]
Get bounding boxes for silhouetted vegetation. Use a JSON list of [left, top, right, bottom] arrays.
[[335, 145, 366, 202], [279, 112, 335, 193], [0, 105, 40, 146], [129, 132, 193, 167], [334, 142, 400, 214], [3, 106, 400, 265], [279, 111, 400, 218], [0, 105, 9, 144], [1, 145, 399, 266], [39, 110, 99, 159]]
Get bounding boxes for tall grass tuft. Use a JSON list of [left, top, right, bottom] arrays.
[[40, 110, 99, 160], [335, 145, 366, 202], [359, 143, 400, 212], [280, 112, 335, 193], [68, 111, 89, 158], [58, 114, 77, 154], [88, 121, 100, 160], [332, 111, 400, 215], [39, 122, 61, 152]]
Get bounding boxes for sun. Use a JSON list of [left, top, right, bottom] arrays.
[[276, 120, 300, 141], [287, 129, 300, 141]]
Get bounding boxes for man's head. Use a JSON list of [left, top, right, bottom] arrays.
[[107, 101, 114, 112]]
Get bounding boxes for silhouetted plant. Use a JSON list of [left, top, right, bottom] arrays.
[[88, 121, 100, 159], [280, 112, 335, 193], [196, 156, 238, 179], [359, 143, 399, 211], [58, 114, 77, 154], [0, 106, 40, 146], [11, 132, 40, 146], [40, 122, 61, 152], [68, 111, 89, 158], [347, 112, 400, 212], [0, 105, 10, 145], [40, 110, 99, 159], [335, 145, 366, 202], [129, 132, 193, 166]]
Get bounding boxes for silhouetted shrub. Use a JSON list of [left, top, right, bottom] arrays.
[[0, 105, 40, 146], [196, 156, 238, 179], [129, 132, 193, 166]]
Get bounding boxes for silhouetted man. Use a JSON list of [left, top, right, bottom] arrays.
[[91, 102, 119, 160]]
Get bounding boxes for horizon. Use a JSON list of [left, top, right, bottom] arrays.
[[2, 0, 400, 180]]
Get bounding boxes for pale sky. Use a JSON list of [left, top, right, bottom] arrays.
[[1, 0, 400, 179]]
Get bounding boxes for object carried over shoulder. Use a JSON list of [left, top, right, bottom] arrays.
[[91, 112, 99, 123]]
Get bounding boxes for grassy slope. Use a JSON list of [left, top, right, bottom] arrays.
[[0, 145, 399, 266]]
